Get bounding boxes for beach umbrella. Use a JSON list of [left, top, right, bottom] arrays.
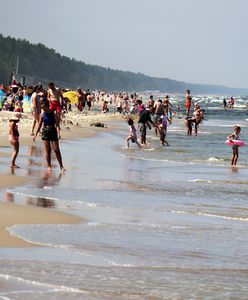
[[63, 91, 78, 105]]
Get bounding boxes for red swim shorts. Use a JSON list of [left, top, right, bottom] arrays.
[[50, 100, 61, 113], [185, 101, 191, 109]]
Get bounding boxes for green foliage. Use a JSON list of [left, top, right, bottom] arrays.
[[0, 34, 247, 94]]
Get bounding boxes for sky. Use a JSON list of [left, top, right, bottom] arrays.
[[0, 0, 247, 88]]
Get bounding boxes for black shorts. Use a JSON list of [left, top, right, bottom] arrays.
[[41, 126, 58, 141], [139, 123, 147, 138]]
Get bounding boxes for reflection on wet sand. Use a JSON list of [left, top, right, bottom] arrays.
[[26, 196, 55, 208], [28, 145, 43, 157], [4, 190, 55, 208], [4, 191, 14, 202], [5, 145, 64, 208]]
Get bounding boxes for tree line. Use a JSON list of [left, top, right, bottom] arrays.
[[0, 34, 246, 94]]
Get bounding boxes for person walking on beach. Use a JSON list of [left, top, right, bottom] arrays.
[[227, 125, 241, 166], [47, 82, 63, 121], [126, 118, 141, 149], [9, 112, 21, 168], [30, 84, 43, 136], [185, 89, 192, 118], [76, 88, 84, 112], [33, 99, 65, 172]]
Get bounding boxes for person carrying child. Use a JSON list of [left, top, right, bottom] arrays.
[[227, 125, 241, 166]]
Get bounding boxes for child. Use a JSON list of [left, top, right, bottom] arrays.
[[33, 99, 65, 172], [126, 118, 141, 149], [102, 101, 109, 113], [157, 118, 169, 146], [9, 112, 21, 168], [185, 117, 193, 136], [227, 125, 241, 166]]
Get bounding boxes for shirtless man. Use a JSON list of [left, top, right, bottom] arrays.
[[30, 84, 43, 136], [76, 88, 85, 112], [153, 99, 164, 135], [47, 82, 63, 121]]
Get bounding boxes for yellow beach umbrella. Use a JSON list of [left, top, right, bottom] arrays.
[[62, 91, 78, 105]]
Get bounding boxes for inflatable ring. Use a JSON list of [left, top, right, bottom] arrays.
[[226, 140, 245, 147]]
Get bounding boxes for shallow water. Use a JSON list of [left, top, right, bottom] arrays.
[[0, 99, 248, 299]]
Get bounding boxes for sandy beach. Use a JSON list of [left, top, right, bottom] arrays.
[[0, 107, 124, 247]]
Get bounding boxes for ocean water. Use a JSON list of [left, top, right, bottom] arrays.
[[0, 96, 248, 299]]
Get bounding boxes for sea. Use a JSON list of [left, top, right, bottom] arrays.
[[0, 94, 248, 299]]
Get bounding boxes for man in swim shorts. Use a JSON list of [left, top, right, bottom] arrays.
[[47, 82, 63, 122]]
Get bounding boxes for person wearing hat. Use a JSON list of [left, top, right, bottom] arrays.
[[9, 112, 21, 168]]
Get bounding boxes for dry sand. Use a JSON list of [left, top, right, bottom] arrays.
[[0, 108, 125, 247]]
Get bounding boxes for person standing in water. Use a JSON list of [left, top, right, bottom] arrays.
[[185, 89, 192, 118], [223, 98, 227, 109], [227, 125, 241, 166], [33, 99, 65, 172], [157, 118, 169, 146], [126, 118, 141, 149], [138, 105, 158, 145]]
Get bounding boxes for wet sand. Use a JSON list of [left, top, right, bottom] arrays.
[[0, 109, 123, 247], [0, 203, 82, 247]]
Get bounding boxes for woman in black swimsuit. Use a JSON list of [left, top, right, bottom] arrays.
[[33, 99, 65, 172]]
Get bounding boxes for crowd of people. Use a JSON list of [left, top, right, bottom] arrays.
[[0, 80, 242, 168], [125, 90, 204, 148], [1, 80, 65, 170]]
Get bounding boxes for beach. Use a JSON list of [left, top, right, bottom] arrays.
[[0, 96, 248, 299], [0, 107, 124, 248]]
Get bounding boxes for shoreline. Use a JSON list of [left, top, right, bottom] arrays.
[[0, 109, 124, 247], [0, 202, 83, 247]]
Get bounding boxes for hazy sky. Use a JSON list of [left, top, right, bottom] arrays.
[[0, 0, 247, 88]]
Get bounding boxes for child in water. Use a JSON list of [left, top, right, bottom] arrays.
[[157, 118, 169, 146], [126, 118, 141, 149], [227, 125, 241, 166]]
